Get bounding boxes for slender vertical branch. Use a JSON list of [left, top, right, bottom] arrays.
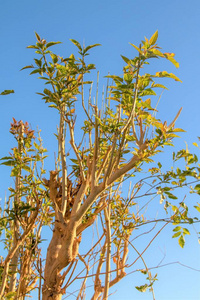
[[59, 103, 68, 215], [128, 242, 156, 300], [88, 83, 93, 150], [96, 71, 99, 107], [91, 105, 99, 190], [103, 135, 118, 187], [67, 119, 86, 181], [76, 254, 89, 300], [91, 241, 106, 300], [81, 67, 93, 124], [9, 121, 24, 294], [38, 258, 42, 300], [103, 204, 111, 300]]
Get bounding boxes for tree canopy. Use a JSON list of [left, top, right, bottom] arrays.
[[0, 31, 200, 300]]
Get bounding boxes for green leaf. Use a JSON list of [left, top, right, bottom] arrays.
[[152, 83, 168, 90], [135, 284, 148, 292], [140, 269, 147, 274], [50, 54, 59, 64], [194, 204, 200, 213], [0, 90, 14, 96], [172, 231, 181, 238], [172, 128, 186, 132], [129, 43, 143, 55], [165, 55, 179, 68], [70, 39, 82, 51], [0, 156, 13, 160], [163, 187, 171, 192], [35, 32, 41, 42], [140, 88, 156, 96], [178, 235, 185, 248], [121, 55, 130, 64], [48, 104, 58, 109], [70, 158, 79, 164], [166, 192, 177, 200], [173, 226, 182, 232], [150, 48, 164, 57], [36, 92, 45, 96], [46, 41, 61, 48], [193, 142, 198, 147], [22, 165, 31, 172], [188, 218, 194, 224], [124, 73, 133, 83], [27, 45, 39, 49], [43, 88, 52, 96], [155, 71, 182, 82], [34, 59, 42, 68], [183, 228, 190, 235], [30, 69, 41, 75], [149, 30, 158, 45], [35, 50, 42, 55], [20, 65, 34, 71], [0, 160, 14, 166], [83, 44, 101, 54], [171, 205, 178, 212]]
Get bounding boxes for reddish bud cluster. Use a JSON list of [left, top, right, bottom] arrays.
[[10, 118, 35, 140]]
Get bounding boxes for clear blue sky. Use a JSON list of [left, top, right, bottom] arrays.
[[0, 0, 200, 299]]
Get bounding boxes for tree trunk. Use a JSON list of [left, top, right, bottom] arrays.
[[42, 219, 79, 300]]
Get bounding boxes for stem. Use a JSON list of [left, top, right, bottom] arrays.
[[103, 205, 111, 300], [68, 120, 85, 181], [76, 255, 89, 300], [128, 242, 156, 300], [59, 103, 68, 215], [9, 121, 24, 294], [91, 105, 99, 190]]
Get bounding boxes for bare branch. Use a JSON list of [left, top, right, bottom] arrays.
[[67, 118, 86, 182], [91, 105, 99, 190], [103, 205, 111, 300], [58, 104, 68, 216], [167, 107, 183, 129]]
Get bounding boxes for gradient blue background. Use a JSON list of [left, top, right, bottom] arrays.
[[0, 1, 200, 299]]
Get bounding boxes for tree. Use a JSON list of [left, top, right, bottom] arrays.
[[0, 31, 200, 300]]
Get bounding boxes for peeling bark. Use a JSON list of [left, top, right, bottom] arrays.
[[42, 221, 80, 300]]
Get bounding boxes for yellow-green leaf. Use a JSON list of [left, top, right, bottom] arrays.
[[194, 204, 200, 213], [178, 235, 185, 248], [0, 90, 14, 96], [46, 41, 61, 48], [70, 39, 82, 51], [172, 231, 181, 238], [155, 71, 182, 82], [183, 228, 190, 235], [129, 43, 143, 55], [165, 54, 180, 68], [149, 30, 158, 45], [35, 32, 41, 42], [167, 72, 182, 82], [152, 83, 168, 90], [173, 226, 181, 232], [150, 48, 164, 57], [172, 128, 186, 132], [135, 284, 148, 292], [193, 142, 198, 147]]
